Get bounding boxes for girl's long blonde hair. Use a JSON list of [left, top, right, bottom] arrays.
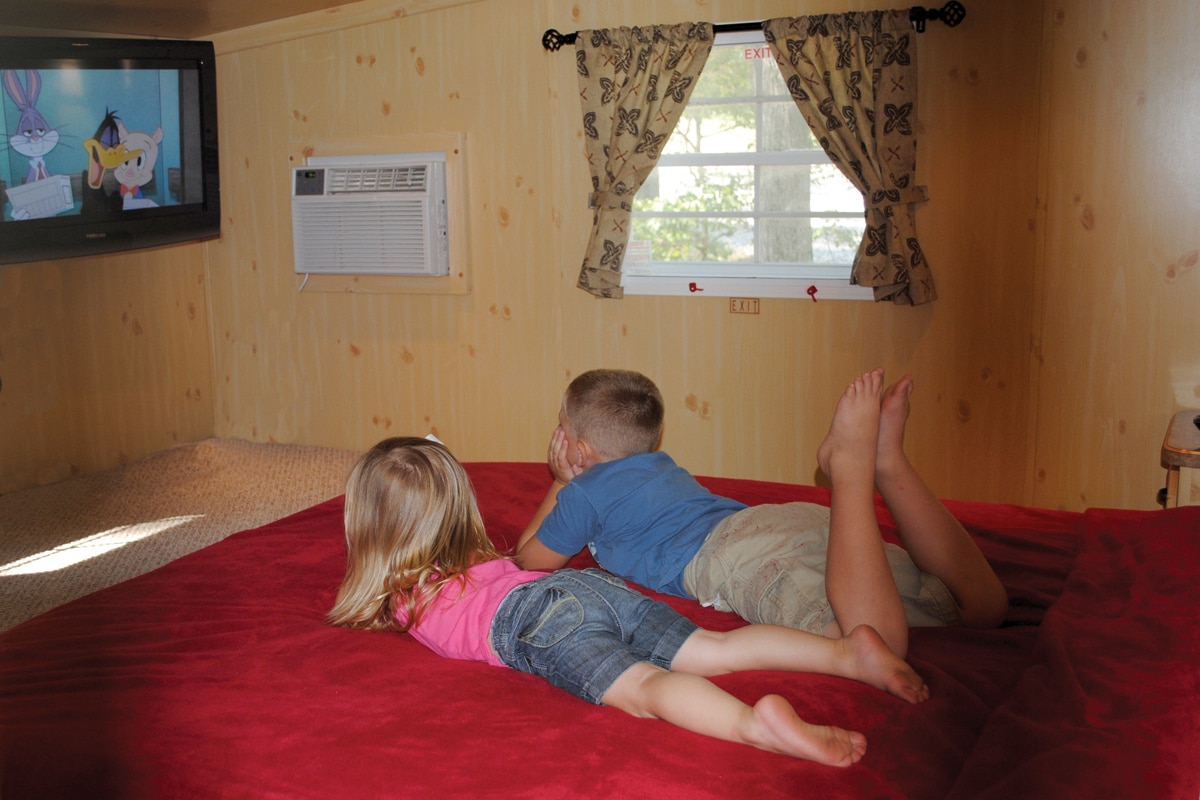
[[327, 437, 501, 632]]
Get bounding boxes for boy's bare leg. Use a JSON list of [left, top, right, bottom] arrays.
[[874, 376, 1008, 628], [816, 369, 909, 658], [600, 662, 868, 766]]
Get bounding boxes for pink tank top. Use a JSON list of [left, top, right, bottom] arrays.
[[398, 559, 542, 667]]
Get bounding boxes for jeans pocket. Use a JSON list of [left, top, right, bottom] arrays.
[[517, 587, 584, 649], [582, 567, 628, 589]]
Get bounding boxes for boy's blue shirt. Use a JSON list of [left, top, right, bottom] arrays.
[[535, 451, 747, 596]]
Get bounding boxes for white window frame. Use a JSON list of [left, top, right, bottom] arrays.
[[622, 30, 873, 301]]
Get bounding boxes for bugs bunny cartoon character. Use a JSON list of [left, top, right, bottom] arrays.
[[3, 70, 60, 184]]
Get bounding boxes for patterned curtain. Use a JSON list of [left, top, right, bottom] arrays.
[[765, 12, 935, 305], [575, 23, 712, 298]]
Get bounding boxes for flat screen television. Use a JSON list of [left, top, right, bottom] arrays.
[[0, 36, 219, 265]]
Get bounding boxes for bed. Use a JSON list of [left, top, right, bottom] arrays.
[[2, 461, 1198, 799]]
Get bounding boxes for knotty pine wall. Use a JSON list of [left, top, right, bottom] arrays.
[[0, 246, 213, 490], [1030, 1, 1200, 509], [1, 0, 1197, 512]]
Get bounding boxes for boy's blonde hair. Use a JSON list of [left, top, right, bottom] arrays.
[[563, 369, 664, 460], [328, 437, 500, 632]]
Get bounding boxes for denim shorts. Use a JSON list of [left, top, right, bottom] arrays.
[[490, 568, 699, 705], [682, 503, 963, 633]]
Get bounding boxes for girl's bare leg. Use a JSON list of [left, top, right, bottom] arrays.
[[816, 369, 909, 657], [874, 376, 1008, 628], [600, 663, 868, 766]]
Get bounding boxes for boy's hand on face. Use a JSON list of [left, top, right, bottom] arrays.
[[548, 427, 584, 484]]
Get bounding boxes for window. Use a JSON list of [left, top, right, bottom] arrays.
[[624, 31, 871, 300]]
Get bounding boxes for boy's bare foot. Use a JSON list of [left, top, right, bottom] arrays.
[[841, 625, 929, 704], [877, 375, 914, 475], [816, 368, 885, 481], [745, 694, 868, 766]]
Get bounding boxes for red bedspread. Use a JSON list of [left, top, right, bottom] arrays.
[[2, 463, 1198, 799]]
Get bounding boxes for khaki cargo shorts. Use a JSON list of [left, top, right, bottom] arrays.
[[681, 502, 962, 634]]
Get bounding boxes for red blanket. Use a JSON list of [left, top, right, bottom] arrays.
[[2, 463, 1198, 799]]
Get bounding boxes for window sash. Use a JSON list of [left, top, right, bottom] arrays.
[[655, 151, 839, 167], [626, 31, 867, 299]]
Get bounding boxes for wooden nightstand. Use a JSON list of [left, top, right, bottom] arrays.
[[1160, 410, 1200, 507]]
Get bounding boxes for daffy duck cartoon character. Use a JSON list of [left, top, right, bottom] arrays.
[[80, 108, 133, 216]]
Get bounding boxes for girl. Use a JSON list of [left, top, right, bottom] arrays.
[[329, 437, 928, 766]]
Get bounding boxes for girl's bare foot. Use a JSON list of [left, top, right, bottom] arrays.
[[745, 694, 868, 766], [840, 625, 929, 704], [816, 368, 885, 481]]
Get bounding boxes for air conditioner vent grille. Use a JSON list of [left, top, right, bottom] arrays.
[[326, 165, 428, 193], [293, 199, 432, 273]]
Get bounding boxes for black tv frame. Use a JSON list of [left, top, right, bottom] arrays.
[[0, 36, 220, 265]]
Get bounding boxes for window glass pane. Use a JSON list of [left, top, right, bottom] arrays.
[[812, 216, 865, 263], [635, 165, 753, 215], [759, 99, 819, 152], [631, 214, 753, 263], [756, 164, 813, 215], [809, 164, 861, 211], [688, 43, 754, 100]]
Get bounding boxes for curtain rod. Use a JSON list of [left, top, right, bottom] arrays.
[[541, 1, 966, 51]]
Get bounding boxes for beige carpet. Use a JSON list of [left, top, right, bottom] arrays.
[[0, 438, 360, 632]]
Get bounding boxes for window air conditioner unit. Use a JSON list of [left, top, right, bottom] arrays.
[[291, 153, 449, 276]]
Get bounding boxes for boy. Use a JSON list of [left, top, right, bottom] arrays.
[[514, 368, 1008, 659]]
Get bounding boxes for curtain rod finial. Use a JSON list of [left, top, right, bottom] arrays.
[[542, 29, 576, 51], [910, 1, 967, 33]]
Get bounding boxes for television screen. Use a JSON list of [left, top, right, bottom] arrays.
[[0, 37, 219, 264]]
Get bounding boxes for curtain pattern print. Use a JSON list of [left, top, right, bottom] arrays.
[[575, 23, 712, 298], [765, 12, 936, 304]]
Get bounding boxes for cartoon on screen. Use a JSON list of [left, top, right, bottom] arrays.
[[1, 65, 185, 221]]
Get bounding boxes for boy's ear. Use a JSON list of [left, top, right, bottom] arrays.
[[575, 437, 604, 467]]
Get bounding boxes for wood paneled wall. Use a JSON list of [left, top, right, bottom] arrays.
[[2, 0, 1198, 512], [1030, 1, 1200, 509], [203, 0, 1042, 504], [0, 246, 212, 492]]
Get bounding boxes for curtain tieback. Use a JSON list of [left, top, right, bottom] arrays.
[[588, 191, 632, 211], [864, 185, 929, 211]]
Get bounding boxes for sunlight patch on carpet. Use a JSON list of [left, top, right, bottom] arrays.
[[0, 516, 204, 576]]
